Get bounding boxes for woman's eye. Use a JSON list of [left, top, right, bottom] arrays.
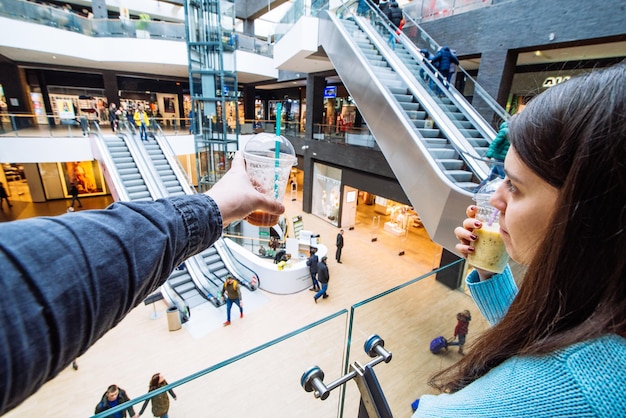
[[505, 179, 517, 193]]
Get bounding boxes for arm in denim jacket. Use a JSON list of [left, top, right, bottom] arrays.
[[0, 194, 221, 415]]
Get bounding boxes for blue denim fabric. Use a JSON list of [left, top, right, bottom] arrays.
[[314, 283, 328, 300], [225, 298, 243, 322], [139, 122, 148, 141], [0, 194, 223, 415]]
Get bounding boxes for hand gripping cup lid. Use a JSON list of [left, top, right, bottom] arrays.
[[243, 131, 296, 227]]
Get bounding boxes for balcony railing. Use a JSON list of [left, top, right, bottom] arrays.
[[92, 259, 463, 418], [0, 0, 272, 56]]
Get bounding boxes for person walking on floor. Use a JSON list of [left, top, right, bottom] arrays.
[[335, 229, 344, 263], [134, 105, 150, 142], [222, 275, 243, 326], [447, 310, 472, 355], [0, 182, 12, 210], [138, 373, 177, 418], [307, 246, 320, 291], [94, 384, 137, 418], [313, 256, 330, 303], [69, 182, 82, 209]]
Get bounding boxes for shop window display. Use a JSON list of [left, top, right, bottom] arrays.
[[312, 163, 341, 226]]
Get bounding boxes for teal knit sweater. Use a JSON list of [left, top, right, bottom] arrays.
[[413, 267, 626, 417]]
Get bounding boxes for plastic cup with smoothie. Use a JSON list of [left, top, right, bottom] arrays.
[[467, 178, 510, 273], [243, 125, 296, 227]]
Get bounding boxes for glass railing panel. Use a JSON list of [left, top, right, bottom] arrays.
[[0, 0, 271, 55], [0, 114, 92, 138], [341, 260, 474, 416], [92, 310, 349, 418]]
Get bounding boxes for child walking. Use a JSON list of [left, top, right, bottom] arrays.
[[448, 310, 471, 355]]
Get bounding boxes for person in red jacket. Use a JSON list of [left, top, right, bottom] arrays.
[[448, 310, 472, 355]]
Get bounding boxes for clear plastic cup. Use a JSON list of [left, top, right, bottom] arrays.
[[467, 178, 510, 273], [243, 132, 296, 227]]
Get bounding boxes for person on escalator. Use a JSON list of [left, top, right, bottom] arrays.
[[385, 1, 404, 50], [478, 121, 510, 189], [0, 151, 285, 415], [134, 104, 150, 142], [430, 46, 459, 96]]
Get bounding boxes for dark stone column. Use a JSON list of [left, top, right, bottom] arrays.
[[474, 49, 517, 125], [243, 85, 256, 120], [102, 71, 119, 107], [304, 74, 325, 140], [302, 74, 326, 213]]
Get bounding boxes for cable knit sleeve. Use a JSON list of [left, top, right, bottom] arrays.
[[0, 194, 222, 415], [466, 266, 518, 326]]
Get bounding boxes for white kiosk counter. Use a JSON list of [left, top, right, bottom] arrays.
[[224, 238, 328, 295]]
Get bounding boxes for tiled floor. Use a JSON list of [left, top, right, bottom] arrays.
[[2, 186, 486, 418]]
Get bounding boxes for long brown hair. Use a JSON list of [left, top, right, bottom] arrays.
[[431, 62, 626, 392], [149, 373, 161, 391]]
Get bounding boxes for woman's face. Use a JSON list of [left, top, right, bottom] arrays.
[[490, 147, 559, 265]]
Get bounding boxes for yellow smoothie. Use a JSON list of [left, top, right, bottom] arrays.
[[467, 223, 509, 273]]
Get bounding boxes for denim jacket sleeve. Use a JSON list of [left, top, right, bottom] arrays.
[[0, 194, 222, 415]]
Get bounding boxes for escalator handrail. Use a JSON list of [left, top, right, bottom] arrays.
[[151, 122, 198, 195], [356, 13, 490, 179], [88, 121, 132, 202], [214, 238, 260, 290], [330, 8, 490, 183], [399, 8, 511, 123], [320, 9, 476, 193], [356, 13, 494, 179]]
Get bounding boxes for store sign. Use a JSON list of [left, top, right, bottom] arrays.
[[542, 76, 571, 88], [324, 86, 337, 99], [57, 99, 75, 120]]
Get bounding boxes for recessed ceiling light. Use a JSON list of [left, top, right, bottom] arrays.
[[52, 55, 57, 59]]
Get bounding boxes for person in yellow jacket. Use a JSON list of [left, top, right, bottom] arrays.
[[134, 105, 150, 141]]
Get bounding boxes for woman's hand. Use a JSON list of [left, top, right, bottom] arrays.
[[205, 152, 285, 226], [454, 205, 494, 281]]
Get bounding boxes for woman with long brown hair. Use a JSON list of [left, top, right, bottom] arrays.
[[412, 62, 626, 415], [138, 373, 177, 418]]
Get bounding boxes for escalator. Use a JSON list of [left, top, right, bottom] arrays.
[[318, 8, 496, 251], [92, 122, 220, 310], [144, 126, 190, 197], [138, 124, 255, 306]]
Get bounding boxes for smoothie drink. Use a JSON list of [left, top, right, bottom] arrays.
[[467, 222, 509, 273], [467, 178, 509, 273]]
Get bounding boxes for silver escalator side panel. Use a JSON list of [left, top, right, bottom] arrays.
[[358, 18, 491, 178], [89, 132, 130, 202], [213, 238, 259, 290], [152, 125, 197, 195], [319, 11, 473, 252], [183, 256, 223, 306]]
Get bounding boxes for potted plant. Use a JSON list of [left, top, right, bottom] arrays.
[[136, 13, 151, 38]]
